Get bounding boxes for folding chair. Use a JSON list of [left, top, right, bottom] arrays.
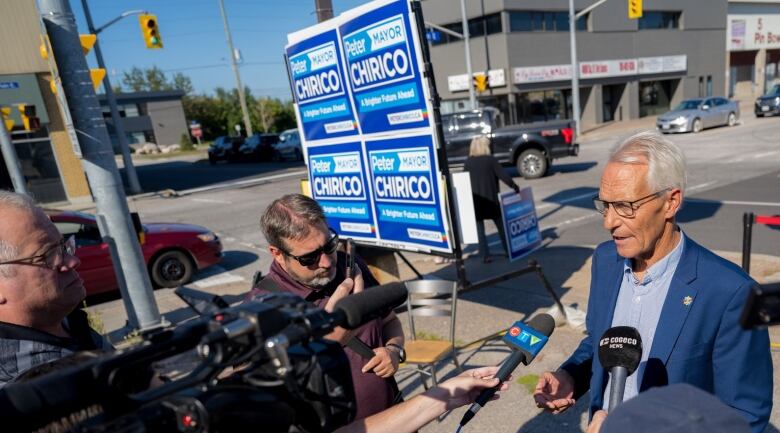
[[403, 279, 462, 390]]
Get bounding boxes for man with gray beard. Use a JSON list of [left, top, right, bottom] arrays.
[[247, 194, 405, 421]]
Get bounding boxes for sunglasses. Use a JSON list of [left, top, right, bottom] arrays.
[[280, 228, 339, 267]]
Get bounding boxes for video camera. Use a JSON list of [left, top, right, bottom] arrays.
[[0, 282, 408, 433], [741, 281, 780, 329]]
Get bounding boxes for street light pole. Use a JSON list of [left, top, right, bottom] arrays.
[[81, 0, 142, 195], [217, 0, 253, 137], [459, 0, 476, 110], [315, 0, 334, 22], [0, 124, 29, 196]]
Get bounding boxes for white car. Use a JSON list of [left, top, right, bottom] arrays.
[[272, 129, 303, 161]]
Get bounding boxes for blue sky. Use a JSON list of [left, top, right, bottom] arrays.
[[70, 0, 369, 99]]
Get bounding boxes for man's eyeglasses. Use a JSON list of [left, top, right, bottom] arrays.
[[593, 188, 671, 218], [281, 228, 339, 267], [0, 235, 76, 270]]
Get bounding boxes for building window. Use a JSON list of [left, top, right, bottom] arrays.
[[430, 13, 502, 45], [509, 11, 587, 32], [639, 80, 672, 117], [638, 12, 680, 30], [516, 89, 571, 123], [124, 104, 140, 117]]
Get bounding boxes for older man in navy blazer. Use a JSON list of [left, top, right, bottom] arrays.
[[533, 131, 772, 433]]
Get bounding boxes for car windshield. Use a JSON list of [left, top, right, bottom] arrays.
[[768, 84, 780, 96], [673, 100, 703, 111]]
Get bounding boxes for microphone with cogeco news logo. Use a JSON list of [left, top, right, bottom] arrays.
[[598, 326, 643, 412]]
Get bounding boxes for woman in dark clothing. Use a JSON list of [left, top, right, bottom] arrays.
[[464, 135, 520, 263]]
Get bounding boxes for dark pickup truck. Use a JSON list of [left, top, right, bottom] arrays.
[[441, 107, 579, 179]]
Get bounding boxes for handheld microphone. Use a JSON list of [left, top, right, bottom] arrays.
[[598, 326, 642, 412], [459, 313, 555, 427], [332, 281, 407, 329]]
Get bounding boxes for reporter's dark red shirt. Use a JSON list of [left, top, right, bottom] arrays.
[[247, 252, 396, 421]]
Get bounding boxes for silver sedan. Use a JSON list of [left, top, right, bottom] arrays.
[[656, 97, 740, 133]]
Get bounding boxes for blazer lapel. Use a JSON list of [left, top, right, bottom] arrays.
[[647, 237, 699, 365]]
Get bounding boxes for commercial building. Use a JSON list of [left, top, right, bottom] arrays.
[[727, 0, 780, 98], [98, 90, 189, 150], [0, 0, 91, 204], [421, 0, 728, 130]]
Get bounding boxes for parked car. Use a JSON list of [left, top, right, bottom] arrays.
[[208, 135, 244, 164], [755, 84, 780, 117], [441, 107, 579, 179], [273, 128, 303, 161], [48, 210, 223, 296], [656, 97, 740, 133], [238, 133, 280, 161]]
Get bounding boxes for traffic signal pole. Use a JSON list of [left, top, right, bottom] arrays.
[[459, 0, 476, 110], [38, 0, 162, 331], [81, 0, 142, 195], [0, 120, 29, 196]]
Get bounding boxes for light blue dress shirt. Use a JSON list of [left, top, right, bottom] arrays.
[[602, 231, 685, 409]]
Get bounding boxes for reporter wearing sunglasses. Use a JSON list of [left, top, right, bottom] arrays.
[[249, 194, 405, 422]]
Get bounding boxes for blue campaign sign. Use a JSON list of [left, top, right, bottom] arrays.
[[499, 187, 541, 261], [287, 29, 359, 141], [307, 142, 378, 240], [365, 133, 450, 251], [340, 0, 431, 134]]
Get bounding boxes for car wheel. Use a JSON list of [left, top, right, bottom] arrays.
[[692, 118, 703, 133], [151, 250, 194, 288], [516, 149, 547, 179], [271, 150, 282, 162], [727, 112, 737, 127], [756, 112, 764, 118], [294, 148, 303, 161], [208, 155, 217, 165]]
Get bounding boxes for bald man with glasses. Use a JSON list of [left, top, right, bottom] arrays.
[[533, 131, 772, 433], [247, 194, 405, 421], [0, 190, 109, 387]]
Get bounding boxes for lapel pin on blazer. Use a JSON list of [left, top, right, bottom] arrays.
[[683, 296, 693, 306]]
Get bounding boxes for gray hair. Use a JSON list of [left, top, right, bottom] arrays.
[[0, 190, 38, 277], [261, 194, 327, 251], [609, 130, 687, 194], [469, 135, 492, 157]]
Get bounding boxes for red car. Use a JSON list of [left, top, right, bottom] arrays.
[[48, 210, 223, 296]]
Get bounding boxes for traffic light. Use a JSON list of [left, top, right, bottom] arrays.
[[628, 0, 642, 19], [1, 107, 13, 132], [474, 73, 489, 93], [139, 14, 163, 49], [16, 104, 40, 131]]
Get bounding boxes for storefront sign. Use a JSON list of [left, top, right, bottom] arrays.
[[513, 64, 572, 84], [580, 59, 637, 79], [727, 14, 780, 50], [499, 187, 541, 262], [0, 82, 20, 90], [637, 55, 687, 74], [447, 69, 506, 92]]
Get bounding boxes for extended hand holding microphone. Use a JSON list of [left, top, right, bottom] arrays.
[[598, 326, 643, 412], [458, 313, 555, 429]]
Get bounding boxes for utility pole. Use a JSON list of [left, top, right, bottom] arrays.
[[0, 124, 29, 196], [38, 0, 162, 330], [459, 0, 476, 110], [315, 0, 333, 22], [81, 0, 142, 195], [217, 0, 253, 137], [568, 0, 581, 138]]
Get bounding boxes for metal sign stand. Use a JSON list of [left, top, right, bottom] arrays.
[[409, 1, 566, 319]]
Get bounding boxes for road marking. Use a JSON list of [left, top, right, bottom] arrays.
[[687, 181, 717, 192], [753, 150, 779, 159], [191, 198, 232, 204], [193, 266, 245, 288]]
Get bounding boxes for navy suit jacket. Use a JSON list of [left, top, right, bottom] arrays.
[[561, 237, 773, 433]]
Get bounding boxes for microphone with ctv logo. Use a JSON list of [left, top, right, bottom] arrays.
[[459, 314, 555, 428], [598, 326, 643, 412]]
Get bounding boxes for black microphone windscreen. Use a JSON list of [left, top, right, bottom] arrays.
[[334, 281, 407, 329], [598, 326, 643, 375], [527, 313, 555, 337]]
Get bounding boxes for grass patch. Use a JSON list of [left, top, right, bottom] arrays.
[[516, 374, 539, 394]]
